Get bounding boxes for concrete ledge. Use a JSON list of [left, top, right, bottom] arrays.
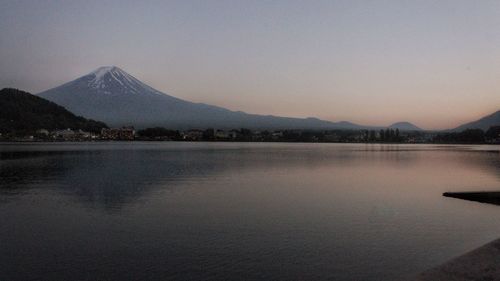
[[443, 191, 500, 206], [414, 238, 500, 280]]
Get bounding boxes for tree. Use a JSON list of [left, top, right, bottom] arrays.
[[385, 129, 391, 142], [486, 126, 500, 141], [459, 129, 485, 143], [203, 128, 215, 141], [137, 127, 181, 140], [0, 88, 107, 134]]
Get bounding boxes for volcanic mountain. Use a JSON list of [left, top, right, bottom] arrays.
[[452, 110, 500, 131], [38, 66, 367, 129], [388, 122, 422, 131]]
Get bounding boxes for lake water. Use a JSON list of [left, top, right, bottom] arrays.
[[1, 142, 500, 280]]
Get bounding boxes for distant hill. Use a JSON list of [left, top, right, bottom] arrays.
[[0, 88, 107, 134], [38, 66, 370, 130], [452, 110, 500, 131], [389, 122, 422, 131]]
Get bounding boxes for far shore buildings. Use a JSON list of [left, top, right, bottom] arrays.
[[101, 127, 135, 140], [6, 125, 499, 144], [182, 129, 241, 141], [36, 129, 49, 136], [9, 127, 136, 141], [183, 129, 204, 141], [53, 129, 92, 141]]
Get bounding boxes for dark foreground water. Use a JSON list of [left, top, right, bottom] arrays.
[[1, 142, 500, 281]]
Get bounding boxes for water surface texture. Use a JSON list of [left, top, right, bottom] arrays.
[[1, 143, 500, 281]]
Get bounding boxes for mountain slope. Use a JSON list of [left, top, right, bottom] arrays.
[[453, 110, 500, 131], [389, 122, 421, 131], [38, 66, 367, 129], [0, 88, 107, 133]]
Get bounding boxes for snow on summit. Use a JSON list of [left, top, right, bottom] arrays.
[[90, 66, 115, 81], [85, 66, 162, 96]]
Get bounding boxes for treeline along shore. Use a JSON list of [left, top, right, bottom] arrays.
[[1, 88, 500, 144], [2, 125, 500, 144]]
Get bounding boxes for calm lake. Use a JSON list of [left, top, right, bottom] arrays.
[[1, 142, 500, 280]]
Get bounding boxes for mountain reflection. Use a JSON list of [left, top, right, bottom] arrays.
[[1, 148, 234, 211], [1, 143, 499, 211]]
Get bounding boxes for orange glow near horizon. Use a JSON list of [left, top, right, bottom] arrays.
[[1, 1, 500, 130]]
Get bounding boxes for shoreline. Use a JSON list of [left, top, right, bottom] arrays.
[[414, 192, 500, 280], [0, 140, 499, 145], [414, 237, 500, 280]]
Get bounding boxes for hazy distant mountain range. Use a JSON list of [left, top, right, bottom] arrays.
[[451, 110, 500, 131], [389, 122, 422, 131], [35, 66, 498, 131]]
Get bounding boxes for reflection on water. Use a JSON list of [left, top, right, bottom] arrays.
[[1, 142, 500, 281]]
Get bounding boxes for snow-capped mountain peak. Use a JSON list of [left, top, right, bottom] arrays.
[[90, 66, 117, 80], [85, 66, 161, 96]]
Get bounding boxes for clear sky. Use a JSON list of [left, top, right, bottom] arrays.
[[1, 0, 500, 129]]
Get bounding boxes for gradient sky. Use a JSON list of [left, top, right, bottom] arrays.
[[1, 0, 500, 129]]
